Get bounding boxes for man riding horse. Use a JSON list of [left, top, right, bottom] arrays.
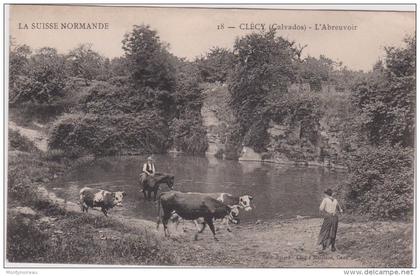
[[140, 156, 174, 200], [141, 156, 156, 182]]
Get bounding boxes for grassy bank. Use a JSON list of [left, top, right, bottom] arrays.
[[339, 216, 413, 267], [7, 206, 175, 265]]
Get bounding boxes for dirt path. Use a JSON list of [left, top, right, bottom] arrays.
[[9, 121, 48, 151], [156, 218, 365, 267]]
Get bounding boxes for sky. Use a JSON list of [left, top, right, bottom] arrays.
[[8, 5, 415, 71]]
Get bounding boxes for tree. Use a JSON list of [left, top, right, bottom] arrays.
[[122, 24, 176, 92], [343, 36, 415, 219], [299, 55, 335, 92], [9, 44, 31, 84], [228, 30, 299, 151], [196, 47, 235, 83], [352, 36, 415, 147], [169, 59, 208, 155], [11, 47, 66, 104], [109, 57, 130, 77], [122, 25, 177, 116], [65, 44, 105, 81], [9, 44, 32, 103]]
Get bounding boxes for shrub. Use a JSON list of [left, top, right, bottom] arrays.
[[41, 149, 66, 161], [170, 115, 208, 155], [343, 145, 414, 219], [8, 152, 64, 206], [7, 215, 49, 263], [48, 112, 170, 157], [223, 124, 243, 160], [7, 213, 176, 265], [8, 129, 38, 153]]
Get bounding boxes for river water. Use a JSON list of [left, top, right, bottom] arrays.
[[49, 154, 347, 222]]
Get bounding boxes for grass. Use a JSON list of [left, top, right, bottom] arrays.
[[339, 221, 413, 267], [7, 210, 175, 265]]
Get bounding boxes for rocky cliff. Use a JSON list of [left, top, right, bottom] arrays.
[[201, 82, 348, 169]]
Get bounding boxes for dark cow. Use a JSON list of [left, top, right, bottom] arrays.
[[79, 187, 126, 216], [170, 192, 254, 232], [157, 191, 240, 241], [140, 172, 174, 201]]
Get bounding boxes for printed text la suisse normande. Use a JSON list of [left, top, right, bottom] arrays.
[[18, 22, 109, 30]]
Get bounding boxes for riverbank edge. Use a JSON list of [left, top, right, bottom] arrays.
[[107, 150, 349, 172], [7, 118, 347, 172]]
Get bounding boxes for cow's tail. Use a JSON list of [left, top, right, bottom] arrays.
[[156, 193, 163, 230]]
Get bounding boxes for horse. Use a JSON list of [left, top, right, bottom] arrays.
[[140, 172, 174, 201]]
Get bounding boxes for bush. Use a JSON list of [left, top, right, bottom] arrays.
[[7, 213, 175, 265], [243, 119, 270, 153], [8, 129, 38, 152], [343, 145, 414, 219], [170, 116, 208, 155], [8, 152, 64, 206], [196, 47, 235, 83], [7, 215, 49, 263], [41, 149, 66, 162], [48, 112, 170, 157], [223, 123, 243, 160]]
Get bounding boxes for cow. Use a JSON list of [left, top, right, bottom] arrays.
[[199, 193, 253, 211], [157, 191, 240, 241], [170, 192, 253, 232], [79, 187, 126, 217]]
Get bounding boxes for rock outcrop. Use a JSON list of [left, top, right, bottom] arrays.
[[200, 82, 348, 169]]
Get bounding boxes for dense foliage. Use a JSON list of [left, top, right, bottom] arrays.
[[196, 47, 235, 83], [226, 31, 328, 155], [343, 37, 415, 218], [122, 25, 176, 92], [10, 47, 67, 105], [170, 61, 208, 154], [49, 112, 169, 156], [66, 44, 107, 81], [345, 146, 413, 219], [298, 55, 335, 92], [45, 25, 207, 156], [229, 31, 297, 129], [352, 37, 415, 148]]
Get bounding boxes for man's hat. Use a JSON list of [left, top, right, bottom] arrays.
[[147, 156, 153, 161], [324, 188, 333, 196]]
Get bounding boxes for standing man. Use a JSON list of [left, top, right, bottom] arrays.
[[318, 188, 343, 252]]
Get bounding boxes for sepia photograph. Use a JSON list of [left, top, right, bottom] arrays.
[[4, 3, 416, 270]]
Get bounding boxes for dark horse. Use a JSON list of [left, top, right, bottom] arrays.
[[140, 172, 174, 201]]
